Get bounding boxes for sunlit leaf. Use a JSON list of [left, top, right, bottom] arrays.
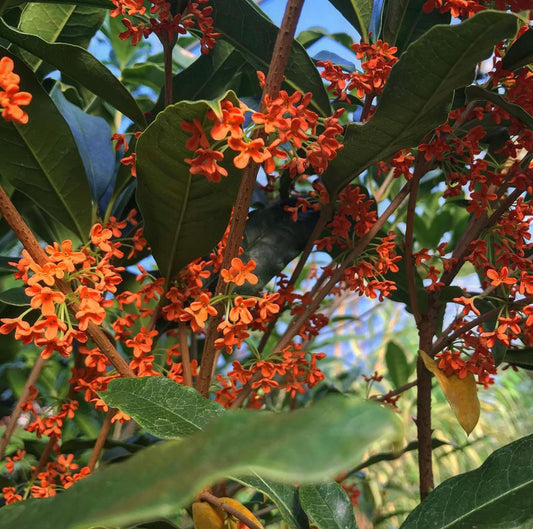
[[420, 350, 480, 435]]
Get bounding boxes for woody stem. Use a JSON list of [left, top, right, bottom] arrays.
[[197, 0, 306, 397], [0, 185, 134, 378], [199, 491, 263, 529]]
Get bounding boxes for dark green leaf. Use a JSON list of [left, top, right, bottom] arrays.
[[465, 85, 533, 130], [0, 19, 146, 128], [0, 257, 18, 276], [237, 475, 310, 529], [100, 377, 225, 438], [136, 91, 242, 282], [208, 0, 331, 117], [399, 434, 533, 529], [153, 40, 261, 113], [51, 87, 115, 214], [502, 28, 533, 71], [327, 0, 373, 39], [300, 482, 358, 529], [16, 4, 105, 70], [323, 11, 519, 196], [102, 377, 309, 529], [0, 287, 30, 306], [385, 341, 411, 388], [381, 0, 450, 56], [237, 201, 319, 294], [0, 396, 400, 529], [4, 0, 112, 9], [504, 347, 533, 369], [122, 62, 165, 92], [0, 49, 92, 239]]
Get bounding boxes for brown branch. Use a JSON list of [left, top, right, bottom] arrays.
[[404, 167, 423, 325], [0, 184, 134, 378], [376, 379, 418, 402], [179, 322, 193, 387], [273, 178, 413, 353], [0, 355, 46, 460], [416, 354, 434, 499], [196, 0, 306, 397], [87, 410, 114, 471], [162, 34, 174, 108], [31, 437, 58, 480], [199, 491, 263, 529]]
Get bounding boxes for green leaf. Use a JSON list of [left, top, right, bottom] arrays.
[[50, 87, 115, 214], [399, 434, 533, 529], [0, 287, 30, 306], [0, 19, 146, 128], [236, 201, 319, 294], [381, 0, 450, 55], [153, 40, 261, 112], [4, 0, 112, 9], [0, 396, 401, 529], [136, 91, 242, 282], [100, 377, 225, 438], [122, 62, 166, 92], [503, 347, 533, 370], [465, 85, 533, 130], [300, 482, 358, 529], [209, 0, 331, 117], [385, 341, 411, 388], [236, 475, 310, 529], [502, 28, 533, 71], [16, 3, 105, 70], [102, 377, 309, 529], [0, 49, 92, 240], [327, 0, 373, 39], [323, 10, 519, 196]]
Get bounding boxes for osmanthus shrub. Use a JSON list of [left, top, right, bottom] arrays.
[[0, 1, 532, 528]]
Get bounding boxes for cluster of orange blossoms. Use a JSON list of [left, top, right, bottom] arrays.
[[3, 449, 90, 501], [0, 57, 32, 124], [111, 0, 219, 52], [181, 91, 345, 183], [317, 39, 398, 104], [422, 0, 532, 18]]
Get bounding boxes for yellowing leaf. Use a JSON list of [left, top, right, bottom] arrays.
[[419, 350, 480, 435], [219, 497, 265, 529], [193, 501, 224, 529]]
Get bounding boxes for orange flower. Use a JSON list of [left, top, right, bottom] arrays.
[[181, 292, 217, 331], [229, 296, 256, 324], [221, 258, 258, 286], [185, 148, 228, 182], [181, 118, 210, 151], [486, 266, 516, 287], [25, 285, 66, 316], [227, 137, 268, 169]]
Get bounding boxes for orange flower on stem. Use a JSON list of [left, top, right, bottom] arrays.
[[221, 258, 258, 287]]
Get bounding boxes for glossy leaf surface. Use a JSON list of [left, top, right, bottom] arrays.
[[0, 396, 400, 529], [0, 49, 92, 239], [300, 482, 358, 529], [400, 434, 533, 529], [136, 91, 242, 281], [323, 11, 518, 196]]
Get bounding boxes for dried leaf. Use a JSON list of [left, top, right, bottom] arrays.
[[219, 497, 265, 529], [419, 350, 480, 435], [193, 501, 224, 529]]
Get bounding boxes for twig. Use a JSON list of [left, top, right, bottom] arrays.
[[31, 437, 58, 480], [0, 355, 46, 460], [0, 185, 134, 378], [87, 410, 114, 471], [197, 0, 306, 397], [179, 322, 193, 387], [273, 178, 413, 353]]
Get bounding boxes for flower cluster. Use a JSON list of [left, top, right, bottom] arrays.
[[111, 0, 220, 52], [422, 0, 532, 18], [3, 449, 90, 501], [181, 91, 345, 183], [317, 38, 398, 104], [0, 56, 32, 124]]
